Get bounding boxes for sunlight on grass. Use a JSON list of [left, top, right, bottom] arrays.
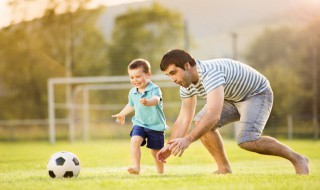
[[0, 139, 319, 190]]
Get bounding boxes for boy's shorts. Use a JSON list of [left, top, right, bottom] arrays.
[[130, 125, 165, 150]]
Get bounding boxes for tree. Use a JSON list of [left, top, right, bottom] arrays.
[[245, 23, 320, 129], [107, 3, 185, 75], [38, 6, 108, 77], [0, 1, 108, 120], [294, 20, 320, 117], [263, 64, 307, 117], [246, 28, 301, 70], [0, 26, 66, 119]]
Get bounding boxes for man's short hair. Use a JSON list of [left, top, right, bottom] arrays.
[[128, 59, 151, 74], [160, 49, 196, 71]]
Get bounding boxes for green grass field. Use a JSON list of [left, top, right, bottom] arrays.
[[0, 139, 319, 190]]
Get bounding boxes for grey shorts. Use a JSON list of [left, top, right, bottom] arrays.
[[194, 87, 273, 144]]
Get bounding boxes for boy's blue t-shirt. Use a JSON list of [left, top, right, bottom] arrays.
[[128, 81, 167, 131]]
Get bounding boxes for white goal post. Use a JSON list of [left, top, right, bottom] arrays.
[[47, 75, 175, 144]]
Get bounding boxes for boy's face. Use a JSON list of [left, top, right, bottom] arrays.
[[128, 67, 150, 90]]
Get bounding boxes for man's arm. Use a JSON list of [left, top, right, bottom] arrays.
[[185, 85, 224, 142], [156, 95, 196, 163], [169, 85, 224, 156], [170, 96, 197, 139]]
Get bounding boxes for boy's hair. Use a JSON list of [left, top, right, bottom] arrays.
[[128, 59, 151, 74], [160, 49, 196, 71]]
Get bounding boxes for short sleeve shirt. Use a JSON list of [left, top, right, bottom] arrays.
[[180, 59, 270, 102], [129, 81, 167, 131]]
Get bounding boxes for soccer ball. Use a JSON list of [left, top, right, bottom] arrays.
[[47, 151, 81, 178]]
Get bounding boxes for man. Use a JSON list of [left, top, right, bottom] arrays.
[[156, 49, 309, 175]]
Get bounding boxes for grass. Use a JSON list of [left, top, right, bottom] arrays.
[[0, 139, 319, 190]]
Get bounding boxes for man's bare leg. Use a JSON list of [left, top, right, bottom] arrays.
[[200, 129, 232, 174], [238, 136, 309, 175]]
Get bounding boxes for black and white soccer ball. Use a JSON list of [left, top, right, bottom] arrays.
[[47, 151, 81, 178]]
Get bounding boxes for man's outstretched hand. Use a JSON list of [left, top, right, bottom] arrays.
[[167, 137, 191, 157], [156, 145, 171, 163]]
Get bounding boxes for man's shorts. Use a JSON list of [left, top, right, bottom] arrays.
[[194, 87, 273, 144], [130, 125, 165, 150]]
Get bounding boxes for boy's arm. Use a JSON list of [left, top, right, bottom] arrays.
[[140, 96, 160, 106], [118, 103, 134, 115], [111, 103, 134, 125]]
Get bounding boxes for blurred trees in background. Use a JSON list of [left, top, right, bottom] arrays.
[[0, 1, 184, 121], [245, 19, 320, 130], [104, 3, 185, 120], [0, 0, 318, 140], [246, 28, 307, 117], [100, 3, 185, 122], [0, 1, 107, 120], [108, 3, 184, 75]]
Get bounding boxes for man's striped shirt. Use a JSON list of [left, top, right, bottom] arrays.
[[180, 59, 270, 102]]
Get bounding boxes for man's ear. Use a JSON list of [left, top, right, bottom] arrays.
[[184, 62, 190, 70]]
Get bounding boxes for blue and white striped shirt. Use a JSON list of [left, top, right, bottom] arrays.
[[180, 59, 269, 102]]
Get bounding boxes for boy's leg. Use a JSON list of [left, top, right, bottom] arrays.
[[150, 149, 164, 174], [145, 129, 165, 174], [128, 135, 144, 174]]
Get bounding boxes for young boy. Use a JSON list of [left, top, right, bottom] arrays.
[[112, 59, 167, 175]]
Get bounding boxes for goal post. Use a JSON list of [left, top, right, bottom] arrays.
[[47, 75, 175, 144]]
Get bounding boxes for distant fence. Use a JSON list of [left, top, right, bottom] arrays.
[[0, 115, 318, 142], [0, 119, 67, 141]]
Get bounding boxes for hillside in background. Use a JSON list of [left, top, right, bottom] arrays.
[[97, 0, 315, 60]]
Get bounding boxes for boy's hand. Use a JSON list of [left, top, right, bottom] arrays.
[[140, 98, 148, 106], [111, 114, 126, 125]]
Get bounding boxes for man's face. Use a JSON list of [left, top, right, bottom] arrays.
[[164, 63, 192, 88]]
